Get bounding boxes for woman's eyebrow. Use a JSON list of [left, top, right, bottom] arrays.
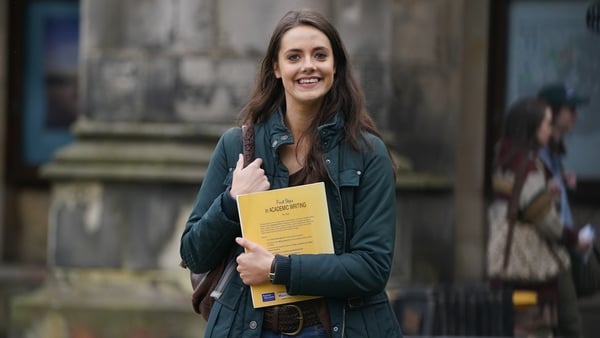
[[283, 46, 329, 54]]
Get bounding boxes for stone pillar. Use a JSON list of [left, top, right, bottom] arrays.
[[454, 0, 489, 282], [388, 0, 463, 284], [9, 0, 231, 336]]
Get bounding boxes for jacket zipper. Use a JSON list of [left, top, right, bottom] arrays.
[[210, 257, 237, 300], [341, 305, 347, 337], [325, 163, 348, 337]]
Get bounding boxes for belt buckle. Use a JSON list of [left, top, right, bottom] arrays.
[[281, 304, 304, 336]]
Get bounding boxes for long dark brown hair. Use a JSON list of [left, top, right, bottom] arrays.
[[494, 96, 549, 172], [502, 97, 549, 152], [238, 9, 385, 182]]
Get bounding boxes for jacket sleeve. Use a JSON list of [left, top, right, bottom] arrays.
[[179, 127, 242, 274], [519, 165, 568, 243], [284, 135, 397, 297]]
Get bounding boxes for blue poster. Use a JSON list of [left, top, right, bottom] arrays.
[[23, 2, 79, 165]]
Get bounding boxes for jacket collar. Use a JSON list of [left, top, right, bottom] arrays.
[[264, 107, 345, 152]]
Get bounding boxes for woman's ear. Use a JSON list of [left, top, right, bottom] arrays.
[[273, 62, 281, 79]]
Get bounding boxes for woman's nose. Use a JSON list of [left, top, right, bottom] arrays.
[[301, 58, 316, 72]]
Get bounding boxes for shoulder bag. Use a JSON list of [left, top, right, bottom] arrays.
[[487, 159, 570, 283]]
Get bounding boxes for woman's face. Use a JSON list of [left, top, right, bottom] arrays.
[[273, 25, 335, 112], [536, 107, 553, 146], [555, 105, 577, 135]]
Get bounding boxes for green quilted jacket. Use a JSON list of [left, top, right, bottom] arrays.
[[180, 108, 402, 338]]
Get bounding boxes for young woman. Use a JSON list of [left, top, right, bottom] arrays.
[[180, 9, 402, 338], [487, 97, 591, 337]]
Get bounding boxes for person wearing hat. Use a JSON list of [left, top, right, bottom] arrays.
[[538, 83, 591, 338]]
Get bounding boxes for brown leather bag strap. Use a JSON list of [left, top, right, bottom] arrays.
[[242, 124, 255, 167], [502, 157, 532, 270]]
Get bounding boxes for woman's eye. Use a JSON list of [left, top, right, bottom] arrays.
[[315, 53, 328, 60], [287, 54, 300, 61]]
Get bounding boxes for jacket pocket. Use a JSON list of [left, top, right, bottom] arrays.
[[205, 276, 247, 337], [345, 292, 401, 337]]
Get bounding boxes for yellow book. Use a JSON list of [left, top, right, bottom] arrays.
[[236, 182, 334, 308]]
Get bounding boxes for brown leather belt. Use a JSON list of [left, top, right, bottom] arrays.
[[263, 300, 322, 336]]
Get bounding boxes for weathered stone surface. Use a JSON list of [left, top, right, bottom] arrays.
[[173, 0, 215, 53], [143, 58, 178, 121], [84, 0, 174, 50], [175, 58, 256, 123], [86, 56, 182, 122], [0, 267, 46, 338], [333, 0, 391, 56], [51, 183, 120, 268], [217, 0, 329, 56], [48, 183, 197, 269], [86, 56, 143, 121], [389, 0, 461, 174], [10, 270, 204, 338]]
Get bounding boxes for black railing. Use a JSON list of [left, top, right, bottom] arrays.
[[392, 285, 513, 337]]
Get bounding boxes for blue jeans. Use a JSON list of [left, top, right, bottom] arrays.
[[261, 324, 329, 338]]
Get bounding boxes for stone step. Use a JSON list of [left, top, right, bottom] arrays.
[[0, 265, 47, 338], [9, 269, 205, 338]]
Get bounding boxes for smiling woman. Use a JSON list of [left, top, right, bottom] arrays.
[[274, 25, 336, 115], [180, 8, 402, 338], [272, 24, 336, 175]]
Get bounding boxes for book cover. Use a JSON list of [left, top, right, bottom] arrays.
[[236, 182, 334, 308]]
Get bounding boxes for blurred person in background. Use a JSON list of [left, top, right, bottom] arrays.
[[538, 83, 597, 338], [537, 83, 589, 231], [487, 97, 592, 337]]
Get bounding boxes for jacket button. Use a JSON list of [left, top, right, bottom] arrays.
[[272, 140, 278, 148], [281, 135, 289, 140], [356, 170, 361, 176], [325, 159, 331, 165], [249, 321, 257, 329], [332, 326, 339, 332]]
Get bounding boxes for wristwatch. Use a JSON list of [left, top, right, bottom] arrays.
[[268, 258, 276, 283]]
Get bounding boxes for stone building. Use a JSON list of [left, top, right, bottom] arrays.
[[0, 0, 599, 337]]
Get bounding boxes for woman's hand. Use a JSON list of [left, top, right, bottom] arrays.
[[575, 237, 593, 255], [576, 225, 595, 254], [563, 171, 577, 190], [548, 178, 561, 197], [235, 237, 274, 286], [230, 154, 270, 198]]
